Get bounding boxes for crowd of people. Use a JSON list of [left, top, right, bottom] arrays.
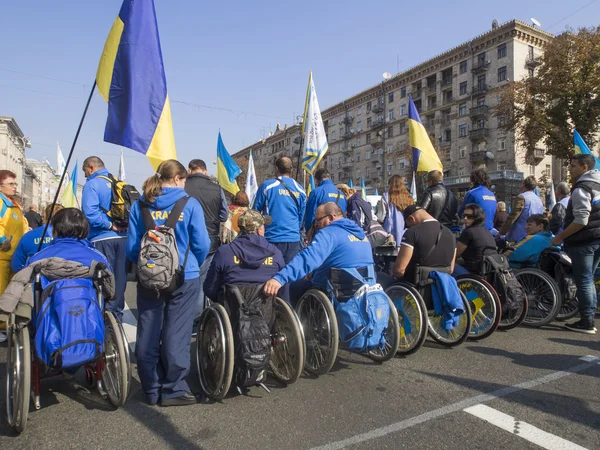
[[0, 152, 598, 407]]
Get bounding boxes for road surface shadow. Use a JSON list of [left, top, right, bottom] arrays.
[[547, 337, 600, 352]]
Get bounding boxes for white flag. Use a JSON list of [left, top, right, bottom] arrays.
[[410, 172, 417, 201], [119, 149, 126, 181], [245, 151, 258, 205], [56, 142, 67, 178], [301, 71, 329, 175], [548, 181, 556, 210]]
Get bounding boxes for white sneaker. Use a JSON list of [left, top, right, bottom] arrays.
[[0, 332, 7, 343]]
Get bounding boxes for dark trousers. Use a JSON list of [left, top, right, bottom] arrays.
[[136, 278, 200, 403], [94, 238, 128, 321], [273, 241, 303, 304], [566, 244, 600, 325], [195, 252, 214, 320]]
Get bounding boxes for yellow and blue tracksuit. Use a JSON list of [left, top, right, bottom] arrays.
[[11, 225, 54, 273], [505, 231, 553, 269], [0, 193, 28, 294]]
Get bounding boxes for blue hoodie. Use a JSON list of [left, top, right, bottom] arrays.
[[203, 233, 285, 301], [11, 224, 54, 272], [29, 237, 109, 269], [274, 218, 374, 288], [82, 168, 127, 242], [304, 180, 348, 231], [253, 176, 306, 243], [126, 187, 210, 280], [505, 231, 553, 269], [458, 185, 497, 231]]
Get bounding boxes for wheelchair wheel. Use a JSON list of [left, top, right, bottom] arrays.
[[103, 310, 130, 408], [428, 291, 472, 347], [196, 304, 234, 400], [384, 283, 428, 356], [296, 289, 339, 376], [456, 275, 501, 340], [269, 298, 305, 384], [516, 269, 561, 327], [367, 296, 401, 362], [5, 325, 30, 434], [556, 295, 579, 321]]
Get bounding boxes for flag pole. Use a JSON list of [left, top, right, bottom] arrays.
[[295, 133, 304, 181], [37, 81, 97, 252]]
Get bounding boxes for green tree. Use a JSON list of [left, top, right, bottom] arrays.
[[496, 27, 600, 161]]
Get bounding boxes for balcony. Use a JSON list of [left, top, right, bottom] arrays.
[[371, 154, 384, 165], [442, 96, 454, 105], [525, 147, 546, 165], [425, 84, 437, 94], [341, 160, 353, 169], [445, 175, 471, 186], [370, 118, 384, 129], [438, 117, 452, 127], [489, 170, 524, 181], [342, 131, 354, 140], [469, 105, 489, 118], [525, 55, 542, 68], [470, 150, 488, 163], [439, 140, 451, 149], [472, 60, 490, 73], [410, 89, 422, 99], [343, 115, 354, 125], [441, 78, 452, 87], [370, 139, 382, 147], [472, 84, 488, 95], [372, 103, 384, 114], [469, 127, 488, 141]]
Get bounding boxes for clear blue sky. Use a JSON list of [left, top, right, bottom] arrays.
[[2, 0, 599, 189]]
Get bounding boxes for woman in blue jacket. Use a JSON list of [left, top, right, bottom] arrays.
[[505, 214, 552, 269], [127, 160, 210, 407]]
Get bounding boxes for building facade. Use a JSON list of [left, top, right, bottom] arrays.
[[233, 20, 557, 204]]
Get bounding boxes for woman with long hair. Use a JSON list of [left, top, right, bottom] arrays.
[[221, 191, 250, 244], [127, 160, 210, 407], [380, 175, 414, 246]]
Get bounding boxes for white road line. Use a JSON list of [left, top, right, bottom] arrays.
[[464, 404, 588, 450], [310, 356, 600, 450], [580, 355, 600, 363], [122, 301, 137, 354]]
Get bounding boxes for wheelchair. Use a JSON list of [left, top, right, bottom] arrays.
[[196, 284, 305, 400], [455, 273, 502, 340], [4, 272, 131, 434], [537, 248, 579, 321], [295, 267, 400, 375]]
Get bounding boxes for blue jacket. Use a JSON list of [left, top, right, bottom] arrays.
[[274, 218, 374, 288], [506, 190, 545, 243], [458, 185, 497, 231], [304, 180, 348, 231], [11, 224, 54, 272], [382, 192, 406, 246], [506, 231, 553, 268], [204, 233, 285, 301], [429, 271, 465, 331], [82, 168, 127, 242], [126, 187, 210, 280], [253, 176, 306, 243], [29, 237, 109, 269]]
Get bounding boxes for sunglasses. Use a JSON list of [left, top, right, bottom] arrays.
[[463, 214, 474, 219], [1, 183, 17, 187], [315, 214, 331, 222]]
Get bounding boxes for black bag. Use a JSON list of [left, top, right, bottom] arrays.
[[484, 254, 526, 314]]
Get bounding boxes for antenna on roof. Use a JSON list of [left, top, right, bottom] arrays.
[[531, 17, 541, 28], [492, 19, 499, 29], [382, 72, 392, 80]]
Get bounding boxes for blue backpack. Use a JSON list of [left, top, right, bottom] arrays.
[[34, 278, 104, 370], [329, 267, 390, 352]]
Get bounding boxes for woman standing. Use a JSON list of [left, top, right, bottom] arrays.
[[493, 201, 508, 231], [379, 175, 414, 247], [221, 191, 250, 244], [127, 160, 210, 407]]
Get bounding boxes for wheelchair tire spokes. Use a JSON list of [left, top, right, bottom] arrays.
[[515, 269, 561, 328], [269, 298, 304, 384], [456, 275, 501, 340], [384, 284, 427, 356]]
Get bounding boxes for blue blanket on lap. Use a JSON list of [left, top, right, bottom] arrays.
[[429, 271, 464, 331]]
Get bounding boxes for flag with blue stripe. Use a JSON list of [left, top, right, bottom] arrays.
[[574, 129, 600, 170], [301, 71, 329, 174], [409, 96, 443, 172], [217, 132, 241, 195]]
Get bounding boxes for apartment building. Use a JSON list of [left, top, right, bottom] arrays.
[[233, 19, 555, 203]]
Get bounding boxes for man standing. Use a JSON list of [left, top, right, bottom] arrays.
[[24, 205, 42, 230], [81, 156, 128, 321], [500, 176, 544, 243], [185, 159, 228, 318], [549, 181, 571, 235], [418, 170, 459, 228], [552, 154, 599, 334], [304, 168, 347, 232], [458, 169, 497, 231], [253, 157, 306, 264]]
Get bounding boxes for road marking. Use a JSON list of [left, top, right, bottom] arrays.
[[122, 300, 137, 354], [310, 356, 600, 450], [580, 355, 600, 364], [464, 404, 588, 450]]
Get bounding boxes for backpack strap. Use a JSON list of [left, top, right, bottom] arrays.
[[276, 177, 300, 211], [165, 196, 190, 229], [139, 202, 156, 231], [419, 224, 443, 265], [335, 191, 341, 205]]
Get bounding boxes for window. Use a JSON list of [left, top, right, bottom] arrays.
[[366, 134, 371, 144], [337, 156, 341, 168], [356, 152, 361, 162], [477, 52, 486, 65], [356, 169, 361, 178], [331, 174, 334, 182], [499, 139, 506, 150], [477, 74, 486, 88], [460, 81, 467, 96], [366, 167, 371, 177], [428, 95, 437, 109], [459, 60, 468, 74], [400, 104, 406, 116], [459, 124, 468, 137], [477, 96, 486, 106], [357, 120, 362, 132], [357, 105, 362, 115], [497, 163, 507, 171], [400, 122, 408, 134], [443, 129, 451, 141], [498, 66, 507, 82], [356, 137, 361, 146], [529, 165, 535, 176], [366, 151, 371, 160], [497, 43, 507, 59], [339, 143, 343, 152], [545, 164, 551, 176], [338, 172, 343, 181], [367, 117, 372, 127], [388, 92, 394, 103], [387, 163, 393, 173], [401, 87, 406, 98], [444, 90, 453, 103], [477, 118, 485, 129], [387, 144, 393, 153], [331, 130, 336, 140], [388, 109, 395, 121], [367, 101, 372, 112], [387, 126, 393, 138], [399, 159, 407, 169], [459, 103, 467, 116], [498, 115, 506, 127], [459, 167, 467, 176]]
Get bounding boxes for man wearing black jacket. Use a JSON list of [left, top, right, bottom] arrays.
[[185, 159, 228, 319], [418, 170, 459, 228]]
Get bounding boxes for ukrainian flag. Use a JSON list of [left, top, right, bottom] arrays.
[[301, 71, 329, 174], [307, 174, 316, 197], [96, 0, 176, 170], [62, 161, 78, 208], [574, 130, 600, 170], [408, 96, 442, 172], [361, 177, 366, 200], [217, 132, 242, 195], [348, 178, 353, 188]]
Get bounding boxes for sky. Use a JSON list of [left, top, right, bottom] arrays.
[[2, 0, 600, 189]]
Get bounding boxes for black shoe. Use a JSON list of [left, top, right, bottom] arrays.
[[159, 392, 197, 407], [565, 320, 597, 335]]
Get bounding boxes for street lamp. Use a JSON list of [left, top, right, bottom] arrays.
[[15, 136, 31, 205]]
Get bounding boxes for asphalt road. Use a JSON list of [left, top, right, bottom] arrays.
[[0, 282, 598, 450]]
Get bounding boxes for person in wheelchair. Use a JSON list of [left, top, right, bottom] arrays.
[[263, 202, 374, 301], [204, 210, 285, 302], [504, 214, 552, 269], [452, 203, 497, 276]]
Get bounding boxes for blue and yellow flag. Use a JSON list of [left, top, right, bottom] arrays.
[[348, 178, 353, 188], [62, 161, 78, 208], [361, 177, 366, 200], [307, 174, 316, 197], [217, 132, 241, 195], [302, 71, 329, 174], [408, 96, 443, 172], [374, 188, 379, 196], [574, 130, 600, 170], [96, 0, 176, 170]]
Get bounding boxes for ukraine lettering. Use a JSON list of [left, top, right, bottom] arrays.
[[482, 195, 495, 201], [150, 210, 185, 221], [34, 237, 52, 245], [278, 189, 300, 198], [347, 235, 368, 243], [233, 256, 274, 265]]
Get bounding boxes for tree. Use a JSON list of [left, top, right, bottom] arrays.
[[496, 27, 600, 161]]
